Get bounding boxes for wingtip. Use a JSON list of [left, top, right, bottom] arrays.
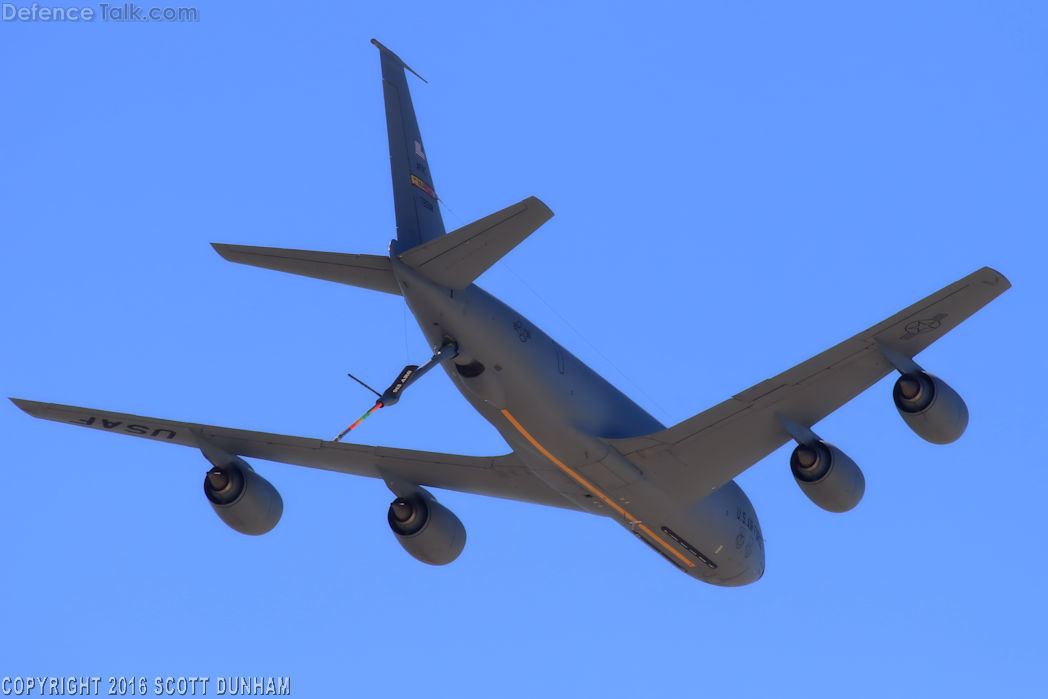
[[976, 266, 1012, 292], [211, 243, 238, 262], [10, 397, 40, 415], [527, 196, 554, 221], [992, 267, 1012, 291]]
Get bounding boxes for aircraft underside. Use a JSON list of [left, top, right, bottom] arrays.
[[393, 253, 766, 584], [10, 39, 1009, 587]]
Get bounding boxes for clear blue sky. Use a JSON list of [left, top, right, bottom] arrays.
[[2, 2, 1045, 696]]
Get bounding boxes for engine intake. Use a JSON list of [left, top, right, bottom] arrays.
[[790, 441, 865, 513], [388, 492, 466, 566], [203, 460, 283, 535], [893, 371, 968, 444]]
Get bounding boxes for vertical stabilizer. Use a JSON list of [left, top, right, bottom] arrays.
[[372, 39, 446, 251]]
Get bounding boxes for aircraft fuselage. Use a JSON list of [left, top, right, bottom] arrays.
[[390, 253, 765, 585]]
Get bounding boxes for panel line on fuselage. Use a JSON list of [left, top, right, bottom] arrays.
[[499, 409, 696, 569]]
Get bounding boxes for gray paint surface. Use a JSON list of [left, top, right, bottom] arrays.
[[10, 40, 1011, 586]]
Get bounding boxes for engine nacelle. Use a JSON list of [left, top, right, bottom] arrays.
[[203, 460, 283, 535], [387, 492, 466, 566], [790, 441, 865, 513], [893, 371, 969, 444]]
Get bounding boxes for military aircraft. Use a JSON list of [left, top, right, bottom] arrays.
[[12, 40, 1010, 586]]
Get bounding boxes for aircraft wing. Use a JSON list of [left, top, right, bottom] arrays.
[[607, 266, 1010, 503], [10, 399, 582, 512]]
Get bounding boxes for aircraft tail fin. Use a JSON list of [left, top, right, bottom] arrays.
[[399, 196, 553, 289], [372, 39, 446, 253]]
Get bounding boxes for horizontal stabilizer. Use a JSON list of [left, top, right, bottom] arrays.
[[211, 244, 401, 295], [398, 196, 553, 289]]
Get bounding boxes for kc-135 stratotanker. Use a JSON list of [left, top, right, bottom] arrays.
[[12, 40, 1010, 585]]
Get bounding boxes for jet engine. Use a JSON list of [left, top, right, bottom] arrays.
[[203, 460, 283, 535], [893, 371, 969, 444], [790, 441, 865, 513], [387, 492, 466, 565]]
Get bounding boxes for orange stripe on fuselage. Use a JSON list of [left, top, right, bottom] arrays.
[[500, 409, 695, 569]]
